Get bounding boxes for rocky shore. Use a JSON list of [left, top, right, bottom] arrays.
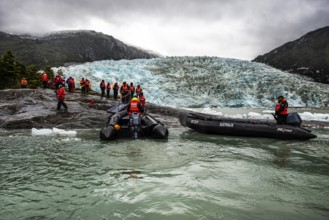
[[0, 89, 328, 131], [0, 89, 181, 130]]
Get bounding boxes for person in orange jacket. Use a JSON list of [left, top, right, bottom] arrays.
[[106, 82, 111, 98], [136, 85, 142, 97], [274, 96, 288, 124], [56, 85, 68, 110], [80, 78, 86, 94], [100, 80, 106, 98], [139, 92, 146, 109], [112, 82, 119, 99], [68, 77, 75, 93], [130, 82, 135, 99], [21, 77, 28, 88], [127, 96, 144, 115]]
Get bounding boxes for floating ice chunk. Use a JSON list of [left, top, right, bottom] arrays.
[[52, 128, 77, 136], [31, 128, 77, 136], [32, 128, 53, 136], [299, 112, 329, 121]]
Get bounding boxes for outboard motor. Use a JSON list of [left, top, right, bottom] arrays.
[[129, 112, 142, 139], [285, 112, 302, 127]]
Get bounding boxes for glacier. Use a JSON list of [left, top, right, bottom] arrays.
[[52, 57, 329, 108]]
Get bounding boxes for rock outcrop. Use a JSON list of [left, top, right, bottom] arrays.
[[0, 89, 179, 130], [253, 26, 329, 84]]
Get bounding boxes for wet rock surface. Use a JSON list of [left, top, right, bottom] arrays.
[[0, 89, 181, 130]]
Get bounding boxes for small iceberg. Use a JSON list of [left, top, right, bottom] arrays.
[[31, 128, 77, 136]]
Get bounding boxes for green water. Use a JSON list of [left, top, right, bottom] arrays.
[[1, 128, 329, 220]]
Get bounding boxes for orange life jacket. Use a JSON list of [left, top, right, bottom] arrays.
[[136, 87, 142, 94], [106, 84, 111, 90], [130, 85, 135, 92], [122, 84, 128, 93], [100, 81, 106, 88], [80, 79, 86, 86], [113, 83, 119, 90], [275, 99, 288, 115], [129, 99, 141, 115], [139, 95, 146, 108], [21, 79, 27, 85]]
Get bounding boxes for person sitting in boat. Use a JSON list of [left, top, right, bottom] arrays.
[[274, 96, 288, 124], [127, 96, 144, 115]]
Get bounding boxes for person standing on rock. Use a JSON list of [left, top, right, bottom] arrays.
[[56, 85, 68, 111], [21, 77, 28, 89], [100, 80, 106, 98], [41, 72, 48, 89], [80, 78, 86, 94], [139, 92, 146, 109], [130, 82, 135, 100], [85, 80, 91, 95], [136, 85, 142, 97], [113, 82, 119, 100], [120, 81, 129, 103], [106, 82, 111, 98]]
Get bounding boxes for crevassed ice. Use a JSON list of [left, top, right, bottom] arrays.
[[52, 57, 329, 108]]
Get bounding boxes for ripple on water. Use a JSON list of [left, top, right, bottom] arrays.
[[0, 128, 328, 219]]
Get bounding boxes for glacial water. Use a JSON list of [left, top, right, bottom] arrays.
[[1, 126, 329, 220]]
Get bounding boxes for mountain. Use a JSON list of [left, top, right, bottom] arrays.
[[253, 26, 329, 84], [0, 30, 158, 68]]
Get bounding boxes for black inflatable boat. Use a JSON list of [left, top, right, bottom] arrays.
[[179, 112, 316, 140], [100, 104, 168, 140]]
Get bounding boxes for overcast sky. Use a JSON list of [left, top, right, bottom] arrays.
[[0, 0, 328, 60]]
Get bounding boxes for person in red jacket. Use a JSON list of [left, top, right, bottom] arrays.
[[113, 82, 119, 99], [120, 82, 129, 103], [56, 85, 68, 111], [130, 82, 135, 100], [68, 77, 75, 93], [136, 85, 142, 97], [106, 82, 111, 98], [21, 77, 28, 88], [100, 80, 106, 98], [274, 96, 288, 124], [139, 92, 146, 109], [41, 72, 48, 89], [127, 96, 144, 115]]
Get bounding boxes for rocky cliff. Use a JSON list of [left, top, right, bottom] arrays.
[[253, 26, 329, 84], [0, 30, 158, 68]]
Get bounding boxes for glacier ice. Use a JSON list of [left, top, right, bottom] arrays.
[[52, 57, 329, 108]]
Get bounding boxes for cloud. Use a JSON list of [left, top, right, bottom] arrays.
[[0, 0, 328, 60]]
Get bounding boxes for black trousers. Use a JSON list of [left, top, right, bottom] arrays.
[[277, 115, 287, 124], [107, 90, 110, 98], [42, 81, 47, 89], [101, 88, 105, 97], [113, 90, 118, 99], [57, 100, 68, 110]]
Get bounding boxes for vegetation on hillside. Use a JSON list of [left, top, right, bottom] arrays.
[[0, 50, 54, 89]]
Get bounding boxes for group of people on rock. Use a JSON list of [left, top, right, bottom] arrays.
[[99, 80, 145, 105], [79, 78, 91, 95], [21, 72, 288, 124]]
